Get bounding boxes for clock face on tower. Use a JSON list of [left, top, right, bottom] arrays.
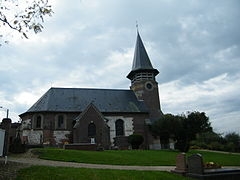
[[145, 81, 153, 91]]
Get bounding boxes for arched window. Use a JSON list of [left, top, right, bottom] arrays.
[[88, 123, 96, 137], [57, 115, 64, 129], [115, 119, 124, 136], [55, 114, 66, 129], [36, 115, 42, 129]]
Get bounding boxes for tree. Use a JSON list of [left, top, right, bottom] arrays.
[[191, 131, 224, 150], [150, 111, 213, 152], [150, 113, 187, 151], [183, 111, 212, 141], [224, 132, 240, 152], [0, 0, 53, 45]]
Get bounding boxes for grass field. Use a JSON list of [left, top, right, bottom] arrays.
[[16, 166, 190, 180], [33, 148, 240, 166], [15, 148, 240, 179]]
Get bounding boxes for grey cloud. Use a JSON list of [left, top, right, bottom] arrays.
[[0, 0, 239, 133]]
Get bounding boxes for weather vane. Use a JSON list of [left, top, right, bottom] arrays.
[[136, 20, 139, 32]]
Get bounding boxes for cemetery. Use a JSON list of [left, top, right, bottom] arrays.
[[0, 116, 240, 179]]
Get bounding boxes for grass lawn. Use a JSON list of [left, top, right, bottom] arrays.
[[16, 166, 191, 180], [188, 150, 240, 166], [32, 148, 240, 166], [33, 148, 178, 166]]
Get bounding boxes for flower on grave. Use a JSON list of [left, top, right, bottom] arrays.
[[204, 162, 222, 169]]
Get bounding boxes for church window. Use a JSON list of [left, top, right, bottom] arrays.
[[88, 123, 96, 137], [36, 115, 42, 129], [57, 115, 64, 129], [115, 119, 124, 136], [55, 114, 66, 129]]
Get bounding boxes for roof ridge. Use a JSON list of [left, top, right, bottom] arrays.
[[50, 87, 131, 91]]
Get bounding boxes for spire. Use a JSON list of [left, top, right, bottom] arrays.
[[127, 32, 159, 80], [132, 32, 153, 70]]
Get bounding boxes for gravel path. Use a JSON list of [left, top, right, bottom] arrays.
[[8, 156, 175, 172], [3, 149, 175, 172]]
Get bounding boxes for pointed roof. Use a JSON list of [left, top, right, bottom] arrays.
[[127, 32, 159, 80], [73, 103, 105, 128], [132, 32, 153, 70]]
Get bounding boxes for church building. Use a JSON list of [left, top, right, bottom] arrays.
[[19, 32, 163, 150]]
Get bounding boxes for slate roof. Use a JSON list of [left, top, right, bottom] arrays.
[[127, 32, 159, 79], [22, 87, 148, 114]]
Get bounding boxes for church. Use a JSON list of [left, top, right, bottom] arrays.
[[19, 31, 164, 150]]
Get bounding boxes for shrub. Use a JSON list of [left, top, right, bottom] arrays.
[[224, 142, 235, 152], [9, 136, 26, 153], [128, 134, 144, 149], [208, 141, 224, 151], [175, 139, 189, 152], [190, 145, 201, 150]]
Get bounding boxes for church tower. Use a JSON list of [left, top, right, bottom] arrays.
[[127, 31, 163, 121]]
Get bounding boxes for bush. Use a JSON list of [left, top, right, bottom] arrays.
[[224, 142, 235, 152], [175, 139, 189, 152], [9, 136, 26, 153], [190, 145, 201, 150], [208, 141, 224, 151], [128, 134, 144, 149], [190, 140, 208, 149]]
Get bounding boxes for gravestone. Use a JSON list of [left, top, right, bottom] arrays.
[[171, 153, 187, 175], [187, 153, 204, 175], [187, 153, 240, 179], [176, 153, 187, 171]]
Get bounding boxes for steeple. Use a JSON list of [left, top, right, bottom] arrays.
[[127, 31, 163, 121], [127, 32, 159, 83]]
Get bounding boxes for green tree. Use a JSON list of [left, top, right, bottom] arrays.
[[0, 0, 53, 44], [151, 114, 174, 144], [183, 111, 212, 141], [150, 113, 187, 151], [191, 131, 223, 149], [224, 132, 240, 152], [150, 111, 213, 152]]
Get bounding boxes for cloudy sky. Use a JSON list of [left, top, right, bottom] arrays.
[[0, 0, 239, 134]]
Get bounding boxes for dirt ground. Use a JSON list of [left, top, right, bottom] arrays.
[[0, 150, 34, 180], [0, 160, 30, 180]]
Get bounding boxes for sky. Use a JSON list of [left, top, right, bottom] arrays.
[[0, 0, 239, 134]]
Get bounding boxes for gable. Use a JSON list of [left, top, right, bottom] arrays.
[[73, 103, 105, 129]]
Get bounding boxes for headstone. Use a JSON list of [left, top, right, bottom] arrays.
[[187, 154, 204, 175], [175, 153, 187, 172]]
